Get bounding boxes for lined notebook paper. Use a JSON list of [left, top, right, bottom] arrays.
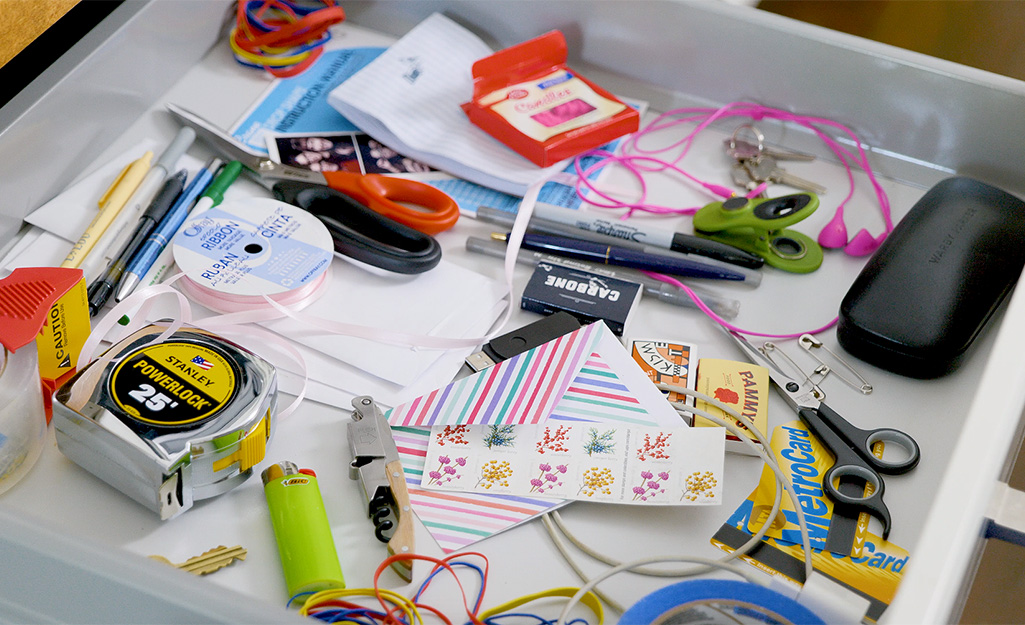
[[327, 13, 569, 196]]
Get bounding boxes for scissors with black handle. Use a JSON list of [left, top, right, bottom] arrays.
[[724, 327, 920, 539]]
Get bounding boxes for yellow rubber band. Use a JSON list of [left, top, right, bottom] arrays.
[[299, 587, 423, 624], [478, 587, 604, 624], [229, 28, 312, 66]]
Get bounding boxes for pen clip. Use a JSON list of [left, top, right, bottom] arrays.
[[98, 152, 153, 209]]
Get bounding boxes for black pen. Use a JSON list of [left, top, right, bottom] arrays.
[[531, 202, 765, 269], [466, 235, 742, 318], [476, 206, 760, 286], [492, 232, 747, 281], [85, 169, 187, 316]]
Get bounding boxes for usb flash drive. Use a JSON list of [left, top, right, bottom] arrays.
[[464, 311, 582, 373]]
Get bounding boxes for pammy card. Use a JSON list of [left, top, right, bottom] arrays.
[[693, 359, 770, 456], [421, 422, 724, 505]]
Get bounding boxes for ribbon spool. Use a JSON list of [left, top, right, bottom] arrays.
[[172, 198, 334, 314], [620, 580, 826, 625]]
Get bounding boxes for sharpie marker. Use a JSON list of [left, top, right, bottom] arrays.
[[532, 202, 765, 269], [493, 232, 747, 282], [476, 205, 760, 286]]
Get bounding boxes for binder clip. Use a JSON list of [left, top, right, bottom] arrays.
[[693, 193, 823, 273]]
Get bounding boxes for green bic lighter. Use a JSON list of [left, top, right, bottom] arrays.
[[262, 461, 345, 598]]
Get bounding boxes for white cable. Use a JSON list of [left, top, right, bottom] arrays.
[[675, 400, 814, 574], [542, 381, 815, 621], [540, 514, 626, 613], [555, 556, 763, 625], [660, 382, 814, 579]]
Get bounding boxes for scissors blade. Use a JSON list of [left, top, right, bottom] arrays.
[[166, 103, 327, 187], [166, 103, 265, 169], [719, 326, 821, 410]]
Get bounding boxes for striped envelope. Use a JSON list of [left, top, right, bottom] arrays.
[[386, 321, 685, 551]]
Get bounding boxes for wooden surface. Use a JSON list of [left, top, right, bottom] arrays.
[[0, 0, 79, 68], [758, 0, 1025, 82]]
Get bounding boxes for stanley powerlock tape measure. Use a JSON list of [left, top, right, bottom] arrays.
[[53, 322, 277, 519]]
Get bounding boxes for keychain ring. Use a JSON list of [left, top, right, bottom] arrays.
[[729, 124, 765, 155]]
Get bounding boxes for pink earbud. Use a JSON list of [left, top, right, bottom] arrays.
[[843, 228, 884, 256], [818, 210, 849, 249]]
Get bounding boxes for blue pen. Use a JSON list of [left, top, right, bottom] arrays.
[[493, 232, 747, 282], [116, 158, 223, 300]]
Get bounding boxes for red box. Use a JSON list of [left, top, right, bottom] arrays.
[[461, 30, 639, 168]]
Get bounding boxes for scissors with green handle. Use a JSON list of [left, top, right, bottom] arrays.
[[723, 327, 920, 539]]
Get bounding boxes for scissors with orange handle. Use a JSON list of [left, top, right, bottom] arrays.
[[166, 103, 460, 235]]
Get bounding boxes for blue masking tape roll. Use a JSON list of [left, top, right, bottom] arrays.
[[620, 580, 826, 625]]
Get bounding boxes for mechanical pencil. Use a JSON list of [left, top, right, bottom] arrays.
[[115, 158, 222, 302], [493, 232, 748, 281], [531, 201, 765, 269], [77, 128, 195, 284], [85, 170, 187, 316], [466, 235, 740, 319], [476, 205, 760, 286], [61, 151, 153, 270]]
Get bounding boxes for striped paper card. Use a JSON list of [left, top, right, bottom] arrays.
[[388, 322, 686, 551]]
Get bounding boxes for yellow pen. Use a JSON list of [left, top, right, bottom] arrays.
[[61, 151, 154, 268]]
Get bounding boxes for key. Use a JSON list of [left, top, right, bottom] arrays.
[[729, 138, 815, 162], [724, 138, 816, 163], [730, 160, 769, 198], [149, 545, 248, 575], [743, 154, 826, 195], [730, 160, 758, 190]]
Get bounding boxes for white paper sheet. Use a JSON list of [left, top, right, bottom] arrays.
[[327, 13, 568, 196]]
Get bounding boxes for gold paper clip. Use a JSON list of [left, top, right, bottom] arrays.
[[798, 334, 873, 394]]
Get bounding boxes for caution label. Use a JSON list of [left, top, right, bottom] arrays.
[[109, 342, 238, 428]]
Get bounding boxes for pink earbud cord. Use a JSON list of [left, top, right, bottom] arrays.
[[572, 101, 893, 254], [568, 101, 894, 339]]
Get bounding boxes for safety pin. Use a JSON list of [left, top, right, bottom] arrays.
[[761, 341, 826, 401], [798, 334, 873, 394]]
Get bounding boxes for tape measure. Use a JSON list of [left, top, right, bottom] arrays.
[[53, 323, 277, 519]]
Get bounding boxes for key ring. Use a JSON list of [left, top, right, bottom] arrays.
[[728, 124, 765, 157]]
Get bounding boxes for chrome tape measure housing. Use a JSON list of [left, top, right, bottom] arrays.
[[53, 323, 277, 520]]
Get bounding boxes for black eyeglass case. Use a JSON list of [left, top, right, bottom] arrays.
[[837, 176, 1025, 378]]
